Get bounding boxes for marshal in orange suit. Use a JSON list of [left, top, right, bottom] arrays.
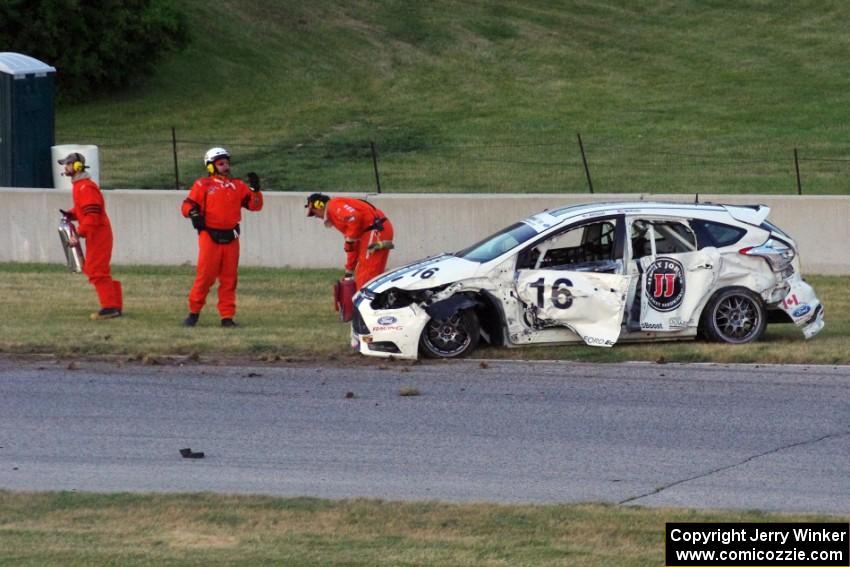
[[59, 152, 123, 320], [305, 193, 394, 290], [181, 147, 263, 327]]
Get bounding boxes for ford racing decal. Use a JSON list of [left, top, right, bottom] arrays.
[[792, 304, 811, 318], [372, 325, 403, 332], [377, 315, 398, 325], [645, 258, 685, 312]]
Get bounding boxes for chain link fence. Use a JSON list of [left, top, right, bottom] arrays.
[[79, 130, 850, 195]]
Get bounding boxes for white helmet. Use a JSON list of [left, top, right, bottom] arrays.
[[204, 147, 230, 166]]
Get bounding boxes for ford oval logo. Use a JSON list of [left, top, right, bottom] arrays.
[[792, 304, 811, 318], [377, 315, 398, 325]]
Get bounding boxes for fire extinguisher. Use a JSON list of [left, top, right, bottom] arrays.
[[333, 278, 356, 322]]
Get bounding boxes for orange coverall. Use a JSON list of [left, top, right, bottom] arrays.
[[181, 175, 263, 319], [325, 197, 394, 290], [66, 177, 122, 310]]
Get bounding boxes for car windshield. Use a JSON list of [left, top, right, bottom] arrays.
[[455, 222, 539, 263]]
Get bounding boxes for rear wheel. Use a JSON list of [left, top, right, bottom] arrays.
[[700, 288, 766, 344], [419, 310, 480, 358]]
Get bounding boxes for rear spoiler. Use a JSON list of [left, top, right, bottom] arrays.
[[722, 204, 770, 226]]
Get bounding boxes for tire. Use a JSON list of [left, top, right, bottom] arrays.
[[419, 309, 480, 359], [699, 287, 767, 344]]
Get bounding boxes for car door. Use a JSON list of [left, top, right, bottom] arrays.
[[625, 217, 720, 331], [513, 217, 632, 347]]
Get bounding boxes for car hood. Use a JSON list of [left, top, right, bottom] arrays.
[[364, 254, 485, 293]]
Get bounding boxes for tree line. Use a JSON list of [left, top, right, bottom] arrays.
[[0, 0, 189, 101]]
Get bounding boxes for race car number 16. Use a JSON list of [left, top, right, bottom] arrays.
[[529, 277, 573, 309], [411, 266, 440, 280]]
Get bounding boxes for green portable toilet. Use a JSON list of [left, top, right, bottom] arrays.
[[0, 52, 56, 188]]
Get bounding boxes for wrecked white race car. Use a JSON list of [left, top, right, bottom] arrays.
[[351, 202, 824, 359]]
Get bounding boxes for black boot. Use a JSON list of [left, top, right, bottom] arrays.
[[183, 313, 199, 327], [221, 318, 238, 328], [91, 307, 121, 320]]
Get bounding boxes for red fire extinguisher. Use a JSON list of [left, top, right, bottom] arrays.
[[334, 278, 356, 322]]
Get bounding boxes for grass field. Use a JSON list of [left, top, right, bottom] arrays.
[[53, 1, 850, 194], [0, 491, 846, 566], [0, 263, 349, 361], [1, 263, 846, 364]]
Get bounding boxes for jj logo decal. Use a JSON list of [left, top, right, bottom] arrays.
[[645, 258, 685, 312]]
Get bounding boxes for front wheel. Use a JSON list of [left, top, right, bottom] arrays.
[[419, 310, 480, 358], [700, 288, 767, 344]]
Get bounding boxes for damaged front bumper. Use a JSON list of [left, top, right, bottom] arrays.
[[350, 295, 428, 360]]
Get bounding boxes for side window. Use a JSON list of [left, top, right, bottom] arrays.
[[525, 220, 618, 270], [631, 219, 697, 258], [690, 219, 747, 249], [655, 221, 697, 254]]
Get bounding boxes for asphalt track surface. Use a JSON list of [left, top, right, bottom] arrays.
[[0, 356, 847, 515]]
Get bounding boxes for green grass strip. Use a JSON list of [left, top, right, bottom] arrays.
[[0, 491, 846, 566], [0, 263, 846, 364]]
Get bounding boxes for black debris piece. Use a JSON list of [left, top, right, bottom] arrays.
[[180, 448, 205, 459]]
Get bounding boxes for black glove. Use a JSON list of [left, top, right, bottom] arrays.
[[188, 207, 205, 231], [60, 208, 73, 219], [247, 172, 261, 192]]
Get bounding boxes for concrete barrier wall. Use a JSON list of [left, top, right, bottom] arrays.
[[2, 188, 847, 274]]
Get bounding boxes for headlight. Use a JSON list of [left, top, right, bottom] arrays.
[[739, 237, 795, 271]]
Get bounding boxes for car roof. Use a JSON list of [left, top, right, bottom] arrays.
[[539, 201, 770, 226]]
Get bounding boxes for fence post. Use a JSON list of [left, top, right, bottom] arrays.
[[171, 126, 180, 191], [370, 140, 382, 194], [577, 132, 594, 194], [793, 148, 802, 195]]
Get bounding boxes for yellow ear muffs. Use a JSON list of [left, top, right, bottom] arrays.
[[207, 163, 215, 174], [73, 161, 83, 172], [314, 200, 326, 209]]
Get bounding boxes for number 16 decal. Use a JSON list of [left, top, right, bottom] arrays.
[[411, 266, 440, 279], [529, 277, 574, 309]]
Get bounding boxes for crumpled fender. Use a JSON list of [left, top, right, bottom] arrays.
[[424, 294, 480, 321]]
